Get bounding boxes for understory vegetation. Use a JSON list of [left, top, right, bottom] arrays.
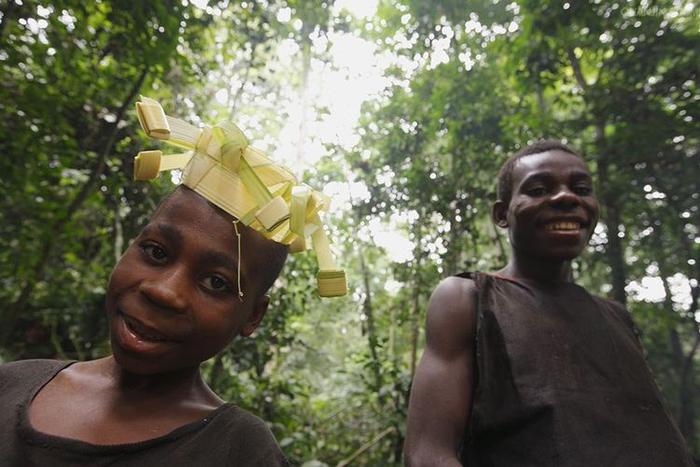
[[1, 0, 698, 464]]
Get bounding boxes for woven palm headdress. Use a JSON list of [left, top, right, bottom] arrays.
[[132, 96, 347, 298]]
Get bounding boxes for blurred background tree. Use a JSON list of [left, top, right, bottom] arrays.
[[0, 0, 697, 464]]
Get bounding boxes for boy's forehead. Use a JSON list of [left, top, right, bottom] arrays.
[[156, 187, 230, 219], [512, 150, 591, 184], [146, 188, 281, 260], [146, 189, 236, 244]]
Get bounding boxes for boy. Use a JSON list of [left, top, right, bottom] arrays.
[[404, 141, 693, 466], [0, 98, 346, 465]]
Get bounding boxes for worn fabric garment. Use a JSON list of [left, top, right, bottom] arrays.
[[458, 272, 693, 467], [0, 359, 289, 466]]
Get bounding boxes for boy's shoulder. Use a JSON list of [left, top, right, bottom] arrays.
[[429, 274, 479, 313], [0, 359, 72, 385], [205, 404, 289, 465], [587, 293, 640, 335], [0, 359, 73, 414], [0, 358, 69, 371], [424, 274, 480, 348], [213, 403, 272, 432], [454, 272, 639, 334]]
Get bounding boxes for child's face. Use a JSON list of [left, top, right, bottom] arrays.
[[495, 150, 599, 261], [105, 187, 271, 375]]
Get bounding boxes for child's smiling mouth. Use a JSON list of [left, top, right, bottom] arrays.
[[544, 221, 581, 231], [539, 216, 591, 237], [117, 310, 181, 350]]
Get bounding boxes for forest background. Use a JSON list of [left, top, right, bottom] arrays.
[[0, 0, 698, 465]]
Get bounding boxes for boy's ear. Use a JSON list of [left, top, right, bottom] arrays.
[[240, 295, 270, 337], [492, 200, 509, 229]]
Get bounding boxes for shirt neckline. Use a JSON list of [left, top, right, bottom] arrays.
[[17, 360, 234, 455], [482, 271, 583, 290]]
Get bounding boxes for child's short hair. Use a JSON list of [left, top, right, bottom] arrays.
[[496, 139, 582, 204]]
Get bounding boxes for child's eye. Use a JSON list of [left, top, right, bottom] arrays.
[[201, 275, 233, 293], [527, 186, 548, 197], [141, 243, 167, 262], [573, 185, 593, 196]]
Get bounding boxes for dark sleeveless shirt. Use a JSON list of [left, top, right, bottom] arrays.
[[0, 359, 289, 466], [458, 272, 693, 466]]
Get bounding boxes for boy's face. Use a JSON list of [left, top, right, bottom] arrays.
[[105, 187, 273, 375], [493, 150, 599, 261]]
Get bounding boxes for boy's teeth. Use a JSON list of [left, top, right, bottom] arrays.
[[124, 315, 169, 341], [545, 221, 580, 231]]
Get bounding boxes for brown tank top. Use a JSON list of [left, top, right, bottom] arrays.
[[458, 272, 693, 466]]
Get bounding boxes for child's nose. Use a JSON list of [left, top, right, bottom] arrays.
[[549, 186, 579, 208], [139, 269, 189, 312]]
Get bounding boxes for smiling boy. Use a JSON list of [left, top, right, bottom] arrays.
[[0, 98, 346, 465], [404, 141, 693, 466]]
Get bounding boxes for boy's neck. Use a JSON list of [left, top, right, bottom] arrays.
[[498, 253, 574, 285], [92, 356, 222, 406]]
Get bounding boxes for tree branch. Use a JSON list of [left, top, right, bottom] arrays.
[[566, 47, 588, 92], [1, 66, 149, 347], [0, 1, 21, 44], [337, 427, 395, 467]]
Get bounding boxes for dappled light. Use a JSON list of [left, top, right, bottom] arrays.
[[0, 0, 698, 464]]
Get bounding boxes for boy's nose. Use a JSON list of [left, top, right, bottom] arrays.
[[139, 269, 189, 312], [549, 187, 579, 209]]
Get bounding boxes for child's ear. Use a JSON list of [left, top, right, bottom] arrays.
[[240, 295, 270, 337], [492, 201, 509, 229]]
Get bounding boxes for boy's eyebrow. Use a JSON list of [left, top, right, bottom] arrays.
[[570, 171, 593, 181], [520, 169, 592, 186], [198, 250, 239, 274], [142, 222, 184, 244], [519, 171, 555, 186]]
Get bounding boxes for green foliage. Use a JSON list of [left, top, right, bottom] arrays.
[[1, 0, 698, 463], [0, 0, 210, 358]]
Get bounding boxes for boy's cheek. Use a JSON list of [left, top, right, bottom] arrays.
[[588, 202, 600, 224], [107, 251, 138, 294]]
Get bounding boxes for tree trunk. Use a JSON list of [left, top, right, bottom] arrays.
[[295, 39, 312, 174], [679, 346, 697, 445], [650, 178, 700, 449], [0, 1, 21, 43], [114, 198, 124, 264], [535, 77, 548, 129], [657, 236, 697, 444], [566, 48, 627, 305], [594, 122, 628, 305], [359, 250, 384, 405], [409, 223, 424, 382]]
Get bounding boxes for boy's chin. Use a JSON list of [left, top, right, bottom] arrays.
[[110, 346, 158, 374], [109, 341, 199, 377], [535, 245, 585, 262], [549, 249, 584, 262]]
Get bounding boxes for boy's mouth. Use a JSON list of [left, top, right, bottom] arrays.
[[544, 221, 581, 231], [120, 310, 177, 343]]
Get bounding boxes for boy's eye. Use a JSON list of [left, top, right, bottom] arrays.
[[527, 186, 548, 197], [573, 185, 593, 196], [201, 275, 233, 293], [141, 243, 167, 262]]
